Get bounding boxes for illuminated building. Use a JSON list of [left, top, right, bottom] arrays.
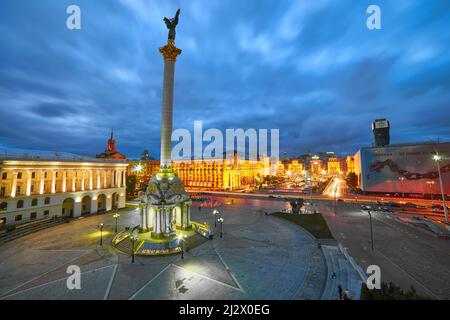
[[277, 159, 304, 176], [127, 154, 272, 192], [327, 157, 343, 175], [96, 130, 126, 160], [172, 154, 265, 191], [346, 156, 355, 173], [310, 156, 323, 175], [0, 155, 128, 226], [127, 160, 160, 187]]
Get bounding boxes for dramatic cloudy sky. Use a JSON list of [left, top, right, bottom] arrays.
[[1, 0, 449, 159]]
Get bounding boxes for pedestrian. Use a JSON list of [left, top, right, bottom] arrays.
[[338, 284, 343, 300], [331, 272, 336, 280]]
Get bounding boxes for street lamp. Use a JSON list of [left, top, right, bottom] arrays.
[[333, 187, 338, 216], [426, 180, 435, 206], [433, 154, 448, 223], [98, 223, 104, 246], [217, 217, 224, 238], [213, 209, 219, 228], [130, 235, 137, 263], [398, 176, 406, 198], [113, 213, 120, 233], [178, 233, 187, 259]]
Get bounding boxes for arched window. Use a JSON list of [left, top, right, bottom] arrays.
[[31, 198, 38, 206], [17, 200, 24, 209], [0, 202, 7, 211], [44, 197, 51, 205]]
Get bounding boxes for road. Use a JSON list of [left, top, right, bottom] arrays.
[[201, 193, 450, 299], [316, 200, 450, 299]]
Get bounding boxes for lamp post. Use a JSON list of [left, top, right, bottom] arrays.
[[113, 213, 120, 233], [398, 176, 406, 198], [130, 235, 137, 263], [213, 209, 219, 228], [426, 180, 435, 206], [333, 186, 338, 216], [367, 210, 374, 251], [98, 223, 104, 246], [433, 154, 448, 223], [178, 233, 186, 259], [217, 217, 224, 238]]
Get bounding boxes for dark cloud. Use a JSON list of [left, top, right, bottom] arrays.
[[0, 0, 449, 159]]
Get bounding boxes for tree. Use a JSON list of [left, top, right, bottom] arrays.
[[346, 172, 358, 189], [361, 282, 428, 300]]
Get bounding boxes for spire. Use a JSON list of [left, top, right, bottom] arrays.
[[110, 128, 114, 140]]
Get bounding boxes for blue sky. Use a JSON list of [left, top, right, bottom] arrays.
[[0, 0, 449, 159]]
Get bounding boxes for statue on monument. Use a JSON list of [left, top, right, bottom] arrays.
[[163, 9, 180, 40]]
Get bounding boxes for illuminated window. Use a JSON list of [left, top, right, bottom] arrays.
[[17, 172, 23, 179], [1, 172, 7, 180]]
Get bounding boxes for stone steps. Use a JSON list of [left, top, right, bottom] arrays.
[[0, 218, 67, 245]]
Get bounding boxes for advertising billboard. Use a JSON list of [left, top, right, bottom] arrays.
[[357, 142, 450, 195]]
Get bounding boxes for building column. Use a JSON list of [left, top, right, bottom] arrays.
[[10, 171, 18, 198], [106, 195, 112, 211], [39, 170, 45, 194], [51, 170, 56, 194], [140, 204, 147, 231], [97, 170, 101, 189], [117, 170, 121, 188], [103, 170, 107, 189], [118, 192, 125, 208], [122, 170, 126, 187], [72, 171, 76, 192], [147, 206, 154, 232], [81, 171, 85, 191], [73, 200, 82, 218], [89, 170, 93, 190], [91, 196, 98, 214], [110, 170, 114, 188], [62, 170, 67, 193], [26, 170, 32, 196]]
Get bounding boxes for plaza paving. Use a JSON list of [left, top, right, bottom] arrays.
[[0, 198, 362, 300]]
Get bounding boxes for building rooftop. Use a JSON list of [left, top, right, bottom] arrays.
[[0, 148, 126, 164]]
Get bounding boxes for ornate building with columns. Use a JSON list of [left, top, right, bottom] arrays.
[[0, 156, 128, 226]]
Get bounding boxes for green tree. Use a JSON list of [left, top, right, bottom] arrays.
[[346, 172, 358, 189]]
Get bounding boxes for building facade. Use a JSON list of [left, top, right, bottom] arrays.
[[0, 156, 128, 226]]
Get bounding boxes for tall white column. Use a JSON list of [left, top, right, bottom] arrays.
[[10, 171, 18, 198], [122, 170, 126, 187], [103, 170, 107, 189], [159, 40, 182, 168]]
